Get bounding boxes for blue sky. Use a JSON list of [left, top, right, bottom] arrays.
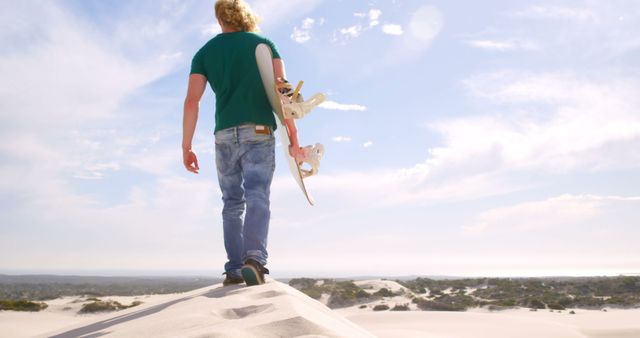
[[1, 0, 639, 277]]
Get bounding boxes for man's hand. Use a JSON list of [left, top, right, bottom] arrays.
[[183, 148, 200, 174], [289, 145, 306, 165], [182, 74, 206, 175]]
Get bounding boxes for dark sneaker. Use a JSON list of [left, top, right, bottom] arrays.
[[222, 272, 244, 286], [241, 259, 270, 286]]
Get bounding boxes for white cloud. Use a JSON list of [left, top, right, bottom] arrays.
[[478, 2, 640, 62], [443, 71, 640, 173], [340, 25, 362, 38], [0, 2, 185, 133], [291, 17, 315, 43], [74, 162, 122, 180], [159, 51, 183, 61], [306, 71, 640, 210], [291, 27, 310, 43], [382, 24, 403, 36], [368, 9, 382, 27], [464, 195, 640, 234], [0, 1, 189, 193], [304, 168, 518, 209], [363, 141, 373, 148], [302, 17, 315, 29], [249, 0, 325, 29], [515, 5, 596, 21], [0, 1, 233, 271], [332, 136, 352, 142], [466, 39, 538, 51], [320, 100, 367, 111], [336, 8, 383, 43]]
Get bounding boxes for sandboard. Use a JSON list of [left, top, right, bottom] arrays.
[[255, 43, 316, 205]]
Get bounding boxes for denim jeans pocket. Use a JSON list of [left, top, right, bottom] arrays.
[[242, 131, 274, 144], [214, 129, 233, 145]]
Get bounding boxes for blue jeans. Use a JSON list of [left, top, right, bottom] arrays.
[[214, 124, 275, 278]]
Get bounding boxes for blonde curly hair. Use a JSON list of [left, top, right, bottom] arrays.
[[215, 0, 260, 32]]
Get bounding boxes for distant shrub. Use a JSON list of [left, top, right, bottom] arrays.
[[496, 298, 517, 307], [355, 290, 370, 299], [373, 304, 389, 311], [429, 289, 443, 297], [557, 297, 573, 307], [79, 300, 142, 314], [486, 305, 512, 312], [288, 278, 318, 290], [80, 300, 123, 313], [435, 294, 477, 308], [413, 298, 465, 311], [527, 298, 546, 309], [302, 287, 324, 300], [327, 281, 371, 308], [374, 288, 394, 297], [359, 305, 367, 309], [548, 303, 566, 310], [0, 300, 48, 312], [391, 304, 410, 311], [573, 296, 604, 308]]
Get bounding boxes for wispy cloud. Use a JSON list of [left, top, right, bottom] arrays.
[[382, 24, 403, 36], [0, 1, 230, 272], [74, 162, 122, 180], [306, 70, 640, 209], [339, 25, 362, 38], [502, 1, 640, 62], [466, 39, 538, 51], [353, 9, 382, 27], [332, 136, 352, 142], [450, 71, 640, 173], [464, 194, 640, 234], [249, 0, 325, 30], [335, 8, 384, 42], [514, 5, 596, 21], [368, 9, 382, 27], [291, 17, 315, 43], [320, 100, 367, 111]]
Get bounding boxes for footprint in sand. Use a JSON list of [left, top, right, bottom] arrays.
[[220, 303, 276, 319], [247, 316, 332, 337], [254, 290, 285, 299]]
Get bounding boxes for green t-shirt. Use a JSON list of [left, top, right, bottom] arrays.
[[190, 32, 281, 132]]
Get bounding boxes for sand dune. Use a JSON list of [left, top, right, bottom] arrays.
[[40, 279, 374, 338], [337, 279, 640, 338], [339, 309, 640, 338], [2, 278, 639, 338]]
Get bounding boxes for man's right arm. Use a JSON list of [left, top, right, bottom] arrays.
[[182, 74, 207, 173]]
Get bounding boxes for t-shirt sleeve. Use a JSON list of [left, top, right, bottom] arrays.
[[190, 49, 206, 76], [265, 38, 281, 59]]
